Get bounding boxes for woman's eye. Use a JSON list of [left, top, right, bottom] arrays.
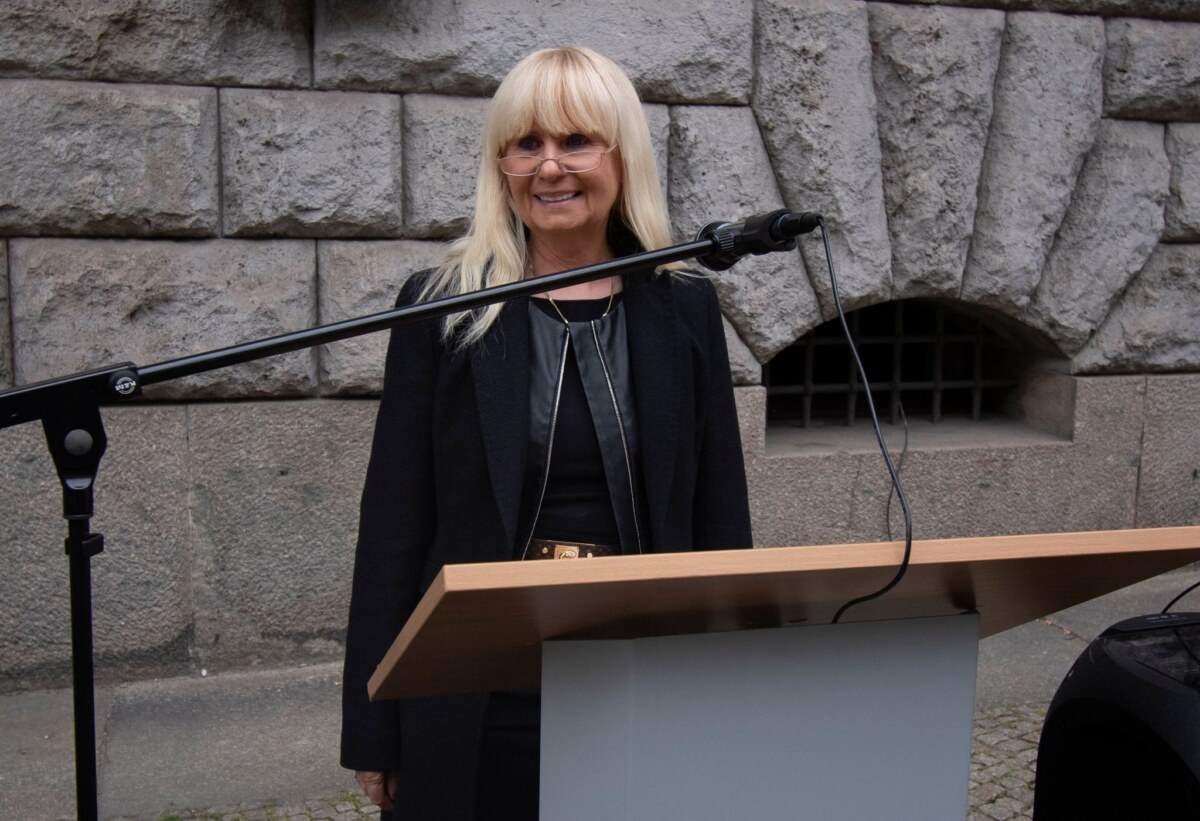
[[516, 136, 541, 153], [564, 134, 592, 149]]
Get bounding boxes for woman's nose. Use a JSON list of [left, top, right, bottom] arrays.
[[536, 156, 566, 179]]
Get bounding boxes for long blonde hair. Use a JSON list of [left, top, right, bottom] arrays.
[[419, 46, 677, 347]]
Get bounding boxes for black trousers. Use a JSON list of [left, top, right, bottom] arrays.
[[380, 690, 540, 820]]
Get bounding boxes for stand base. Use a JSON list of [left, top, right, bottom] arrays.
[[542, 614, 979, 821]]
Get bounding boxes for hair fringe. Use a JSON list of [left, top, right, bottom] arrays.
[[417, 46, 682, 350]]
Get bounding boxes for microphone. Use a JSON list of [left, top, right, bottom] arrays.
[[695, 209, 822, 271]]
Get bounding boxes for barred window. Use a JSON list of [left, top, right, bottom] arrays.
[[764, 299, 1027, 428]]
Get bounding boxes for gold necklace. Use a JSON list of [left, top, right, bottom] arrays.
[[543, 274, 616, 325]]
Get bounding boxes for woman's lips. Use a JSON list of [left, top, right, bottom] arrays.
[[535, 191, 581, 203]]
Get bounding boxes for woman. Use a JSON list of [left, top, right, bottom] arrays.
[[341, 46, 752, 820]]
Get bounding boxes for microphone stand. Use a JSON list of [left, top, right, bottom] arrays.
[[0, 210, 810, 821]]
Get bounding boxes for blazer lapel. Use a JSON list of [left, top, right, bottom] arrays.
[[471, 299, 529, 556], [624, 271, 680, 550]]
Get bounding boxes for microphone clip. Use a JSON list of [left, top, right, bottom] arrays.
[[694, 209, 821, 271]]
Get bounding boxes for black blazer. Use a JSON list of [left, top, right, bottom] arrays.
[[340, 268, 752, 818]]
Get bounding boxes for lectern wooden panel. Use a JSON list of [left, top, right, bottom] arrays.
[[369, 526, 1200, 700]]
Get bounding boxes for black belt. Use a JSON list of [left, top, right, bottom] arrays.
[[523, 538, 620, 560]]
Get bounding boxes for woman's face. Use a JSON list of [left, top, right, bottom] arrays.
[[502, 128, 621, 251]]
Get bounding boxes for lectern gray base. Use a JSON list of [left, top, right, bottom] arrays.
[[541, 614, 979, 821]]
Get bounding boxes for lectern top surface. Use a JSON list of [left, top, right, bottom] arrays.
[[368, 526, 1200, 700]]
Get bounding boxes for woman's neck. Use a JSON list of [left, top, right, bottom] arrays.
[[527, 236, 623, 300]]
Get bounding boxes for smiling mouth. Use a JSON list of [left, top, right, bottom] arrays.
[[536, 192, 581, 203]]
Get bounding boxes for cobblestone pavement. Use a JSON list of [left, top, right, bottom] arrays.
[[116, 703, 1049, 821], [968, 702, 1047, 821]]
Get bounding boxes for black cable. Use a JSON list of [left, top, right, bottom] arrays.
[[1161, 576, 1200, 614], [885, 401, 910, 543], [818, 218, 914, 624]]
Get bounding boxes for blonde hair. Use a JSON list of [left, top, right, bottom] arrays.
[[420, 46, 678, 347]]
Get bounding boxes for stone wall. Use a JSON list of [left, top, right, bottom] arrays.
[[0, 0, 1197, 689]]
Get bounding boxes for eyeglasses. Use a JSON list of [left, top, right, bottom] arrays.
[[497, 144, 616, 176]]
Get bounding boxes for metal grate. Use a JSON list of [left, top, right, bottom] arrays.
[[764, 300, 1022, 427]]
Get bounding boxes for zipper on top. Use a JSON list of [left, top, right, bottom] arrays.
[[521, 328, 571, 558], [590, 320, 644, 554]]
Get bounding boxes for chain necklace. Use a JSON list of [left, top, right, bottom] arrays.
[[532, 262, 617, 325]]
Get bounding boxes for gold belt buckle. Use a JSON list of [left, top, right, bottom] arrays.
[[553, 544, 580, 559]]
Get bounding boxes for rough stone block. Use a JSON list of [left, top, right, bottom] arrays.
[[644, 103, 670, 206], [1027, 119, 1169, 355], [961, 13, 1104, 319], [1165, 124, 1200, 241], [221, 89, 403, 238], [669, 106, 821, 362], [0, 242, 10, 389], [0, 80, 218, 237], [1074, 244, 1200, 373], [722, 316, 762, 388], [317, 240, 448, 395], [402, 95, 490, 238], [0, 407, 193, 689], [1104, 18, 1200, 120], [748, 375, 1143, 548], [868, 3, 1004, 298], [754, 0, 892, 314], [9, 239, 317, 399], [883, 0, 1200, 19], [187, 400, 377, 666], [1137, 374, 1200, 527], [0, 1, 310, 87], [314, 0, 753, 103], [734, 385, 766, 456]]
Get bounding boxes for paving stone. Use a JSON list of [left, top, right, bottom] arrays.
[[0, 79, 218, 237], [1104, 17, 1200, 120], [316, 240, 447, 395], [1074, 244, 1200, 372], [669, 105, 820, 361], [0, 406, 192, 690], [187, 400, 376, 667], [754, 0, 892, 315], [313, 0, 753, 104], [869, 3, 1004, 299], [221, 89, 403, 238], [1027, 119, 1169, 355], [1165, 123, 1200, 241], [961, 12, 1104, 319], [9, 238, 317, 399], [1137, 373, 1200, 527]]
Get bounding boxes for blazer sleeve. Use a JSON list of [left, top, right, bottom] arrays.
[[692, 278, 754, 550], [340, 276, 438, 771]]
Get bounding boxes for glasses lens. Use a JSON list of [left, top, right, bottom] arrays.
[[498, 149, 607, 176], [498, 155, 539, 176], [557, 150, 602, 173]]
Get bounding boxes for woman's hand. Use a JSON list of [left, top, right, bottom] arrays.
[[355, 769, 398, 811]]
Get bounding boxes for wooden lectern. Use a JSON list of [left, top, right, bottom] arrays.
[[369, 527, 1200, 820]]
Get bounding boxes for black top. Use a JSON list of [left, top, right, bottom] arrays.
[[528, 294, 623, 547]]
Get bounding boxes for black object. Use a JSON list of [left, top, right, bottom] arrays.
[[1034, 611, 1200, 820], [694, 208, 820, 271], [0, 210, 814, 821]]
